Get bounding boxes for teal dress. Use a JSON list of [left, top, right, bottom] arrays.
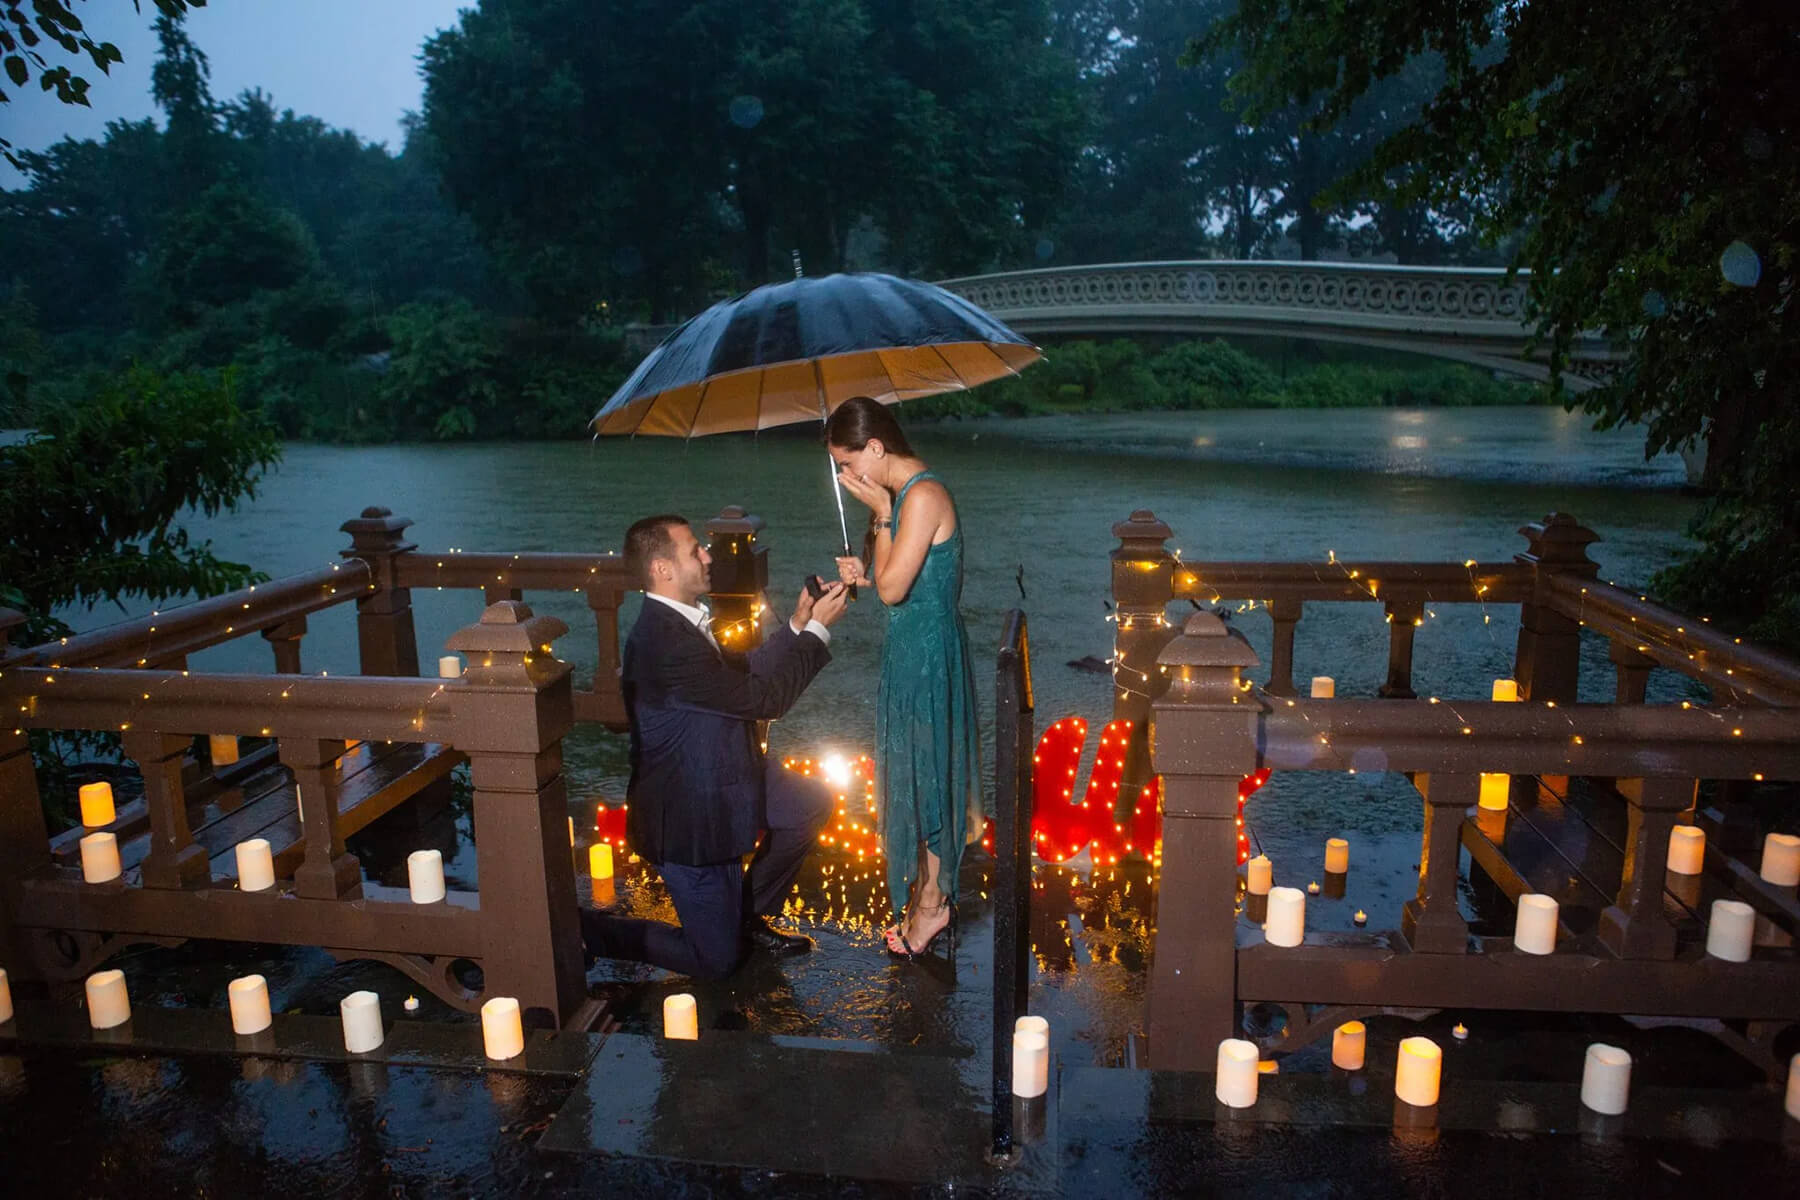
[[877, 470, 982, 915]]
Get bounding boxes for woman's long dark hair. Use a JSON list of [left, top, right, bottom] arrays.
[[823, 395, 914, 456]]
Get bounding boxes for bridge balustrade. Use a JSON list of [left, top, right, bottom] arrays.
[[0, 504, 768, 1031], [1111, 510, 1800, 1074]]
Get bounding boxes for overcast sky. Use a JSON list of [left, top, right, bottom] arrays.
[[3, 0, 469, 183]]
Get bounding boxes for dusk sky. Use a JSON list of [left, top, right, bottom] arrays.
[[3, 1, 468, 182]]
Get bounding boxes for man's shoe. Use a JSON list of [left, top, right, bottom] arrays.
[[742, 914, 814, 957]]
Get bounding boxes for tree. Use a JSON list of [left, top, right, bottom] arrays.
[[0, 0, 203, 169], [0, 366, 281, 649], [1196, 0, 1800, 648]]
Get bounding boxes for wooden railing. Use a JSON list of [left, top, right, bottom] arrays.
[[990, 609, 1034, 1159], [0, 503, 771, 1031], [1113, 510, 1800, 1074]]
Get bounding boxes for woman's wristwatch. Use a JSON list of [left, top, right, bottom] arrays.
[[871, 515, 891, 531]]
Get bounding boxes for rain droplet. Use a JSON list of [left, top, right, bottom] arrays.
[[728, 95, 765, 129], [1640, 290, 1666, 318], [1719, 240, 1761, 288], [1034, 237, 1055, 261]]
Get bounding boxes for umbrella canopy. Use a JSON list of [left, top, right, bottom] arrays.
[[591, 272, 1041, 437]]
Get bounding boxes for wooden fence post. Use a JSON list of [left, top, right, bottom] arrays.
[[1513, 513, 1599, 703], [445, 601, 588, 1027], [1147, 610, 1260, 1069], [704, 505, 769, 653], [1401, 773, 1475, 953], [123, 731, 210, 890], [1600, 777, 1693, 960], [1265, 599, 1302, 697], [341, 507, 421, 678], [1112, 510, 1178, 803]]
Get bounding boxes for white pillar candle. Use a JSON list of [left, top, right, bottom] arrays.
[[1478, 773, 1510, 812], [1245, 854, 1272, 895], [1264, 886, 1306, 947], [79, 831, 122, 884], [1394, 1036, 1441, 1107], [1324, 837, 1349, 875], [1513, 893, 1559, 955], [1215, 1038, 1259, 1108], [1759, 833, 1800, 887], [228, 974, 272, 1036], [85, 969, 131, 1030], [340, 990, 384, 1054], [1786, 1052, 1800, 1121], [1309, 676, 1335, 699], [209, 734, 239, 766], [407, 849, 446, 904], [1491, 678, 1519, 702], [1580, 1043, 1631, 1115], [1012, 1028, 1049, 1098], [79, 781, 115, 827], [1667, 825, 1706, 876], [662, 992, 698, 1041], [0, 967, 12, 1025], [1705, 899, 1756, 962], [236, 838, 276, 892], [438, 654, 463, 679], [1331, 1021, 1366, 1071], [481, 996, 525, 1060], [1015, 1014, 1049, 1039]]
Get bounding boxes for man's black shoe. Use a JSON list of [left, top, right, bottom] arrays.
[[742, 914, 814, 957]]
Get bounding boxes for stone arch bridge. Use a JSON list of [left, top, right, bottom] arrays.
[[939, 261, 1621, 390]]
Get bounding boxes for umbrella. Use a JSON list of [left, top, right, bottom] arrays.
[[590, 271, 1041, 553]]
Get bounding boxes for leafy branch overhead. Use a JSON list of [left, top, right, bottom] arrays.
[[0, 0, 203, 167]]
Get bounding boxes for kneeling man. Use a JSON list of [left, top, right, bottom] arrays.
[[580, 513, 848, 979]]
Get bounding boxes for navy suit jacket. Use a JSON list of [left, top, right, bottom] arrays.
[[622, 597, 830, 866]]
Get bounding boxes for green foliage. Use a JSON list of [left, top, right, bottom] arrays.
[[1197, 0, 1800, 651], [0, 366, 279, 647]]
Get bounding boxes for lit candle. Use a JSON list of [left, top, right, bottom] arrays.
[[1310, 676, 1335, 699], [341, 990, 384, 1054], [1394, 1036, 1441, 1107], [438, 654, 463, 679], [1787, 1052, 1800, 1121], [567, 817, 575, 846], [588, 843, 614, 880], [1667, 825, 1705, 876], [1452, 1022, 1469, 1041], [236, 838, 276, 892], [1478, 773, 1510, 812], [1306, 880, 1321, 895], [1580, 1043, 1631, 1115], [1759, 833, 1800, 887], [79, 781, 115, 827], [1324, 837, 1349, 875], [407, 849, 445, 904], [662, 993, 698, 1041], [228, 974, 272, 1036], [1705, 899, 1755, 962], [1015, 1014, 1049, 1038], [1331, 1021, 1366, 1070], [481, 996, 525, 1060], [80, 831, 122, 884], [209, 734, 239, 766], [1264, 886, 1306, 947], [1353, 909, 1368, 926], [1215, 1038, 1259, 1108], [0, 967, 12, 1026], [85, 969, 131, 1030], [1491, 678, 1519, 702], [1513, 893, 1558, 955], [1012, 1028, 1049, 1098], [1245, 855, 1272, 895]]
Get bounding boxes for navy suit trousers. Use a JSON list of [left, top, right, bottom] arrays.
[[581, 763, 831, 979]]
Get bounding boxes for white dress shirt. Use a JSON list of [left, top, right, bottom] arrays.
[[645, 592, 830, 647]]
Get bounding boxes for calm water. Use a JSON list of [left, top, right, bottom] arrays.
[[61, 407, 1705, 1063]]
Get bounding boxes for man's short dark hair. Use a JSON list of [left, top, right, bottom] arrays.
[[623, 514, 690, 590]]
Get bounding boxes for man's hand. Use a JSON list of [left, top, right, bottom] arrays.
[[796, 579, 849, 630]]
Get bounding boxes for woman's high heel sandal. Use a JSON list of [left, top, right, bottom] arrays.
[[885, 900, 957, 961]]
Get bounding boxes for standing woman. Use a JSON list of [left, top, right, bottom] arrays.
[[829, 396, 981, 959]]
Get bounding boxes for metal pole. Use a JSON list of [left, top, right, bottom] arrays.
[[991, 610, 1034, 1161]]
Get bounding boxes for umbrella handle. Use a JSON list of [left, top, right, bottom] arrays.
[[827, 451, 857, 602]]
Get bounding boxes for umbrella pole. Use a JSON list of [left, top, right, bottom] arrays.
[[816, 363, 857, 600]]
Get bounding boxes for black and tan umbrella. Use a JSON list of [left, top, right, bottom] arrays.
[[591, 272, 1040, 552]]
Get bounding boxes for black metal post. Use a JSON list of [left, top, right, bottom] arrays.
[[991, 610, 1035, 1160]]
